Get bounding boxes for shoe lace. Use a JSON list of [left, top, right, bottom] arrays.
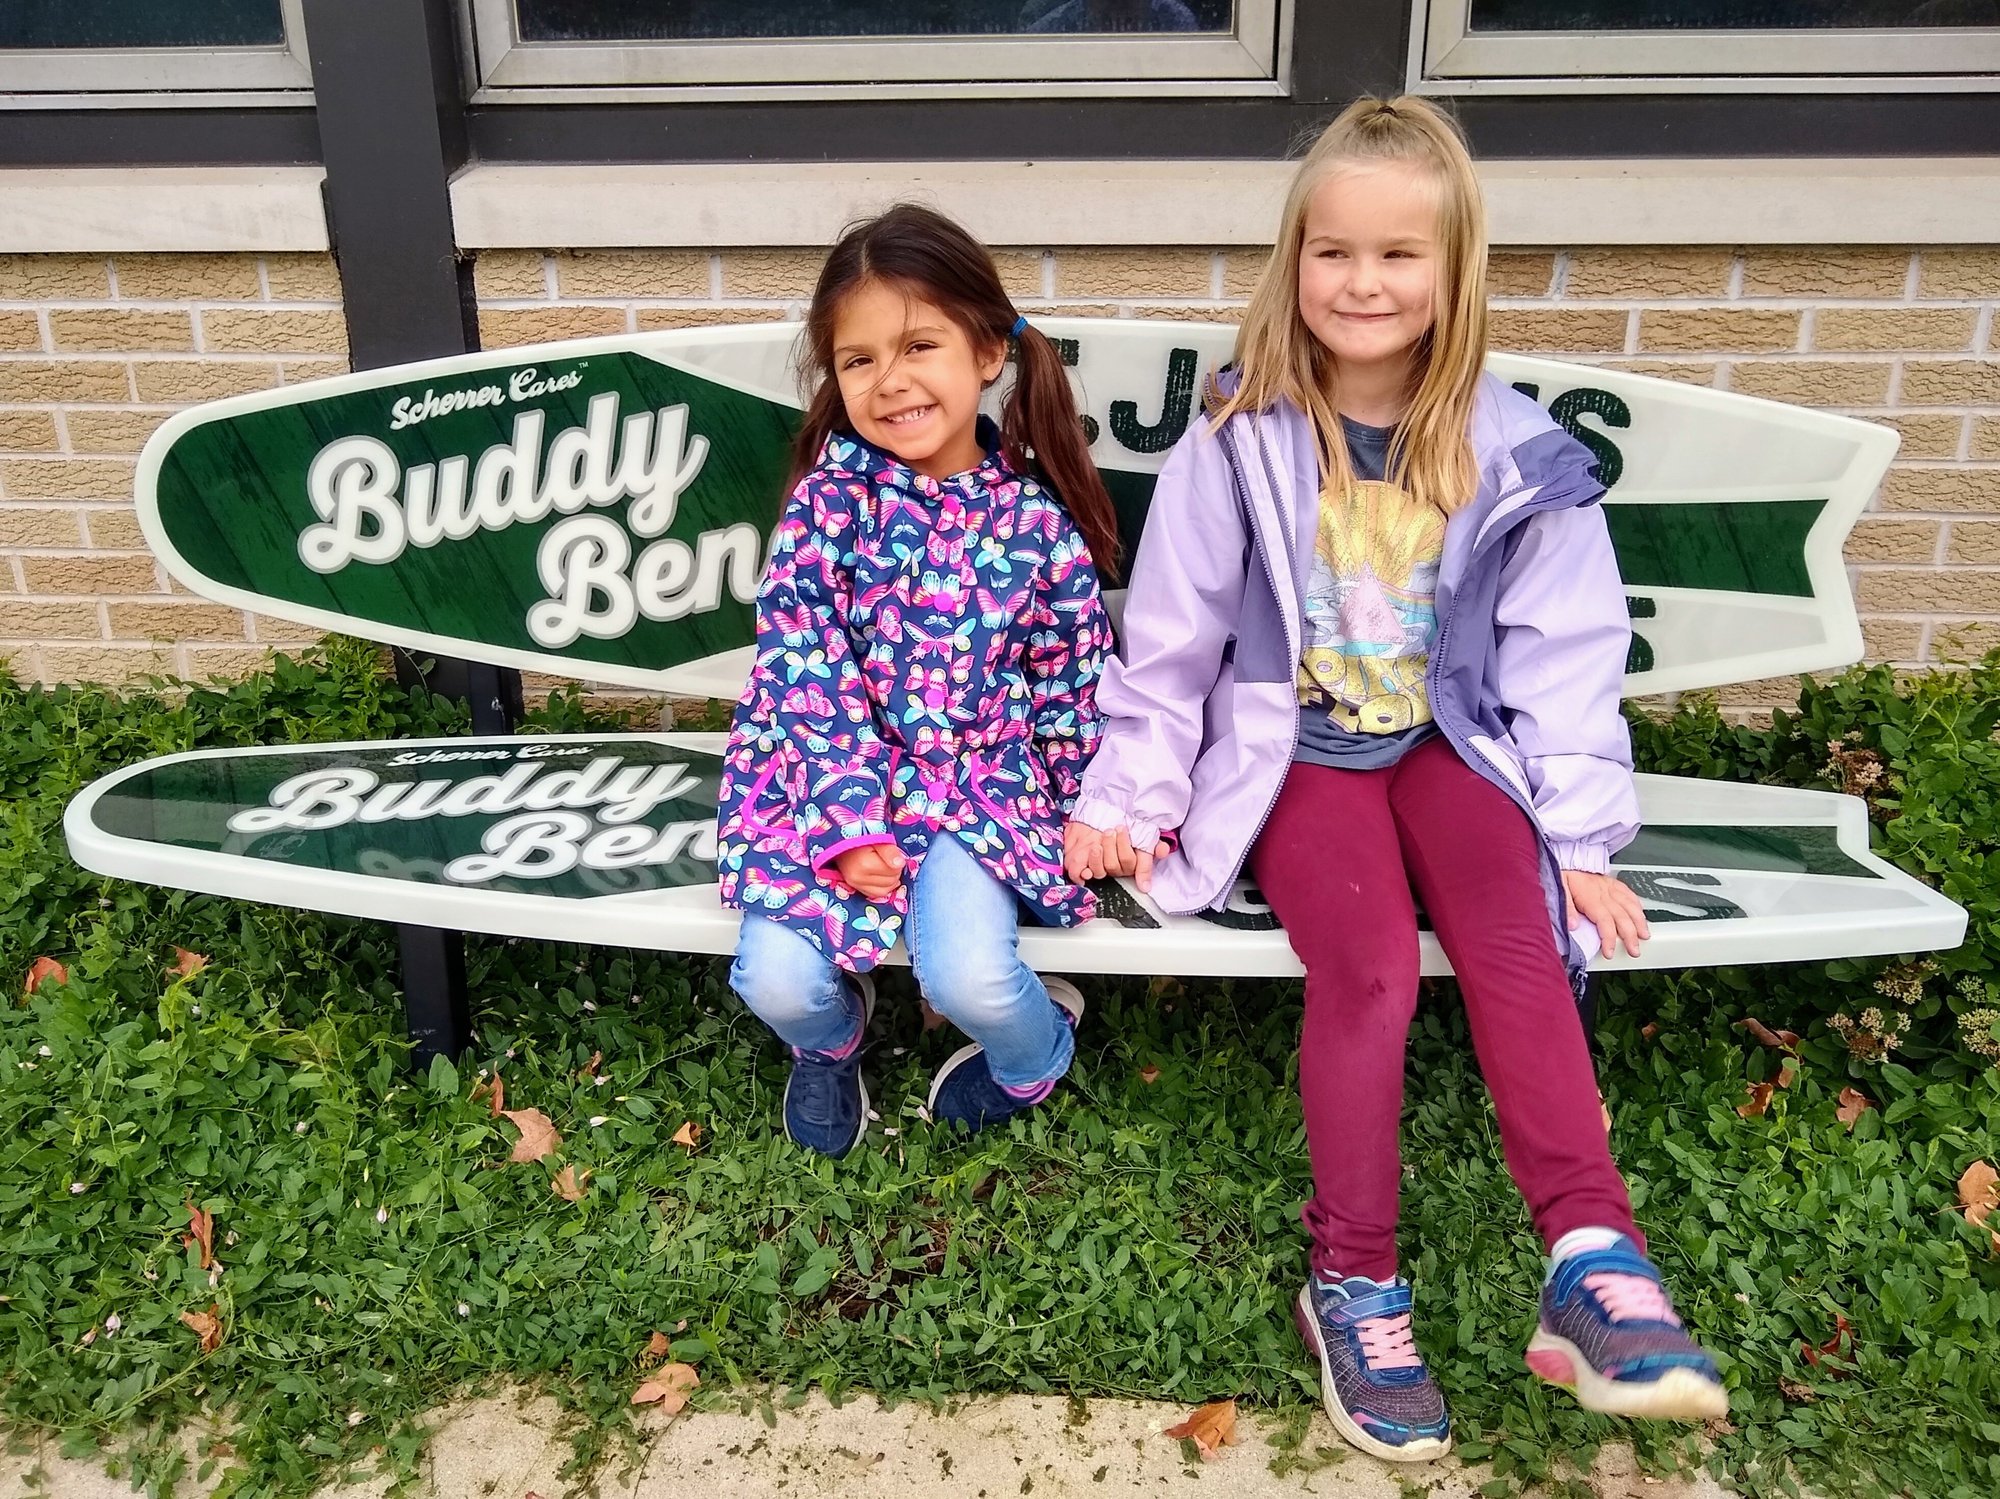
[[788, 1050, 849, 1125], [1584, 1271, 1679, 1325], [1354, 1312, 1423, 1372]]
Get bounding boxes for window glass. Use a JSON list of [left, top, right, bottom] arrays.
[[1467, 2, 1994, 30], [513, 1, 1234, 43], [0, 0, 286, 49]]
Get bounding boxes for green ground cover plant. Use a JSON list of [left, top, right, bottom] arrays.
[[1, 641, 1995, 1498]]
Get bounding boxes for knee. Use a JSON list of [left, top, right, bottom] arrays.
[[730, 922, 830, 1029], [915, 946, 1027, 1033]]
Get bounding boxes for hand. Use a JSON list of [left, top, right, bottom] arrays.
[[1561, 869, 1650, 960], [835, 843, 906, 901], [1065, 820, 1172, 894]]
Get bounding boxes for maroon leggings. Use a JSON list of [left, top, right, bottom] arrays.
[[1249, 736, 1639, 1282]]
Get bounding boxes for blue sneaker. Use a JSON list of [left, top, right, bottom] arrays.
[[1527, 1234, 1727, 1419], [926, 977, 1083, 1134], [1294, 1275, 1452, 1463], [781, 973, 876, 1159]]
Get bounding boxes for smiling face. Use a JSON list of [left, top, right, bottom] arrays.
[[831, 278, 1005, 482], [1296, 161, 1441, 400]]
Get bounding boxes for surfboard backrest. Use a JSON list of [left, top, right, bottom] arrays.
[[136, 320, 1897, 702]]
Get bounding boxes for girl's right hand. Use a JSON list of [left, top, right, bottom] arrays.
[[1065, 820, 1171, 893], [835, 843, 906, 901]]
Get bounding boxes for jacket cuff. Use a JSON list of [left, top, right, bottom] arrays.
[[1552, 839, 1613, 875], [1067, 795, 1161, 852], [807, 830, 894, 872]]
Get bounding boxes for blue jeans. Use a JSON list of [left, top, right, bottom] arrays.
[[729, 835, 1075, 1090]]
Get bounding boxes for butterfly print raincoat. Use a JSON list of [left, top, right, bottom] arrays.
[[716, 423, 1111, 970]]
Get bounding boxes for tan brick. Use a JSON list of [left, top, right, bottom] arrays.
[[1056, 248, 1214, 299], [0, 600, 101, 639], [1879, 467, 2000, 513], [63, 408, 169, 454], [1639, 308, 1800, 353], [0, 255, 110, 300], [1489, 307, 1629, 353], [1564, 248, 1734, 299], [991, 251, 1046, 299], [1126, 305, 1236, 322], [1740, 248, 1910, 299], [555, 250, 708, 299], [1946, 521, 2000, 564], [0, 506, 84, 547], [279, 359, 348, 388], [1899, 360, 2000, 405], [473, 250, 549, 301], [719, 249, 827, 298], [132, 360, 281, 402], [0, 311, 43, 352], [1845, 518, 1940, 563], [186, 644, 280, 679], [1860, 616, 1925, 660], [0, 409, 60, 452], [39, 643, 177, 685], [21, 554, 160, 594], [1974, 417, 2000, 461], [0, 360, 130, 403], [1222, 249, 1274, 299], [1717, 673, 1828, 708], [1879, 413, 1964, 460], [1486, 252, 1555, 298], [1812, 307, 1978, 353], [1727, 360, 1891, 406], [633, 306, 789, 331], [0, 457, 134, 500], [107, 601, 247, 640], [261, 253, 344, 301], [1015, 302, 1120, 319], [0, 645, 38, 678], [477, 306, 627, 348], [1603, 360, 1720, 387], [247, 612, 327, 640], [1928, 619, 2000, 659], [1917, 248, 2000, 299], [1856, 568, 2000, 612], [113, 253, 262, 301], [82, 508, 145, 549], [201, 309, 347, 355], [50, 310, 194, 353]]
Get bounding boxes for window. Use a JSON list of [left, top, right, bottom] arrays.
[[1416, 1, 2000, 92], [0, 0, 312, 104], [465, 0, 1287, 100]]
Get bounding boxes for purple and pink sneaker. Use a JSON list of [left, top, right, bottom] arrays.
[[1294, 1275, 1452, 1463], [1527, 1234, 1728, 1419]]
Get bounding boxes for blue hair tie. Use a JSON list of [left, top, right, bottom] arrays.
[[1010, 314, 1028, 338]]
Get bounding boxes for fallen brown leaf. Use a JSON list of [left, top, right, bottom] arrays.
[[551, 1165, 589, 1203], [579, 1050, 603, 1079], [1958, 1160, 2000, 1251], [641, 1330, 672, 1366], [471, 1070, 506, 1119], [670, 1121, 701, 1149], [180, 1304, 224, 1354], [1774, 1058, 1799, 1091], [1737, 1081, 1775, 1118], [183, 1198, 216, 1270], [631, 1362, 699, 1414], [918, 999, 947, 1032], [24, 956, 67, 995], [1777, 1376, 1817, 1404], [1640, 1022, 1660, 1041], [1835, 1088, 1874, 1130], [1799, 1313, 1853, 1377], [169, 948, 209, 977], [500, 1108, 561, 1164], [1163, 1399, 1238, 1461], [1737, 1018, 1801, 1051], [1139, 1065, 1161, 1085]]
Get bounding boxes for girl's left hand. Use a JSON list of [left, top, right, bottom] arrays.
[[1560, 869, 1651, 960]]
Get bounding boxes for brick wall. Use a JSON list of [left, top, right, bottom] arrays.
[[0, 252, 346, 687], [5, 244, 1996, 713]]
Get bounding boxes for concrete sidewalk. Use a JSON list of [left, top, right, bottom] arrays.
[[3, 1392, 1730, 1499]]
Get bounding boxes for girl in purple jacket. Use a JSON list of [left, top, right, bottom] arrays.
[[716, 205, 1118, 1159], [1066, 98, 1725, 1459]]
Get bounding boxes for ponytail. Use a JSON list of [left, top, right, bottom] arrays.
[[1003, 324, 1122, 580]]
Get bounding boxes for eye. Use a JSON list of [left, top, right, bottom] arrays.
[[907, 340, 937, 354], [841, 355, 871, 372]]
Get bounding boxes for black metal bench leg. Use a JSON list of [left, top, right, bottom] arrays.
[[399, 924, 470, 1065]]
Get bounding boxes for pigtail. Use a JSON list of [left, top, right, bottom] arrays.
[[788, 375, 847, 496], [1003, 324, 1123, 581]]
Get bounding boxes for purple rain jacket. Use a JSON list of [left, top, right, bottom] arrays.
[[1069, 371, 1640, 986]]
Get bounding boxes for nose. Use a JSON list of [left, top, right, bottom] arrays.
[[1347, 257, 1382, 298]]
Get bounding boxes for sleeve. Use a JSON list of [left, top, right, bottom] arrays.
[[1068, 423, 1251, 850], [749, 472, 896, 870], [1491, 490, 1642, 874], [1024, 502, 1113, 816]]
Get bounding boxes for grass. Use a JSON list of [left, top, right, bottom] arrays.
[[0, 641, 1995, 1498]]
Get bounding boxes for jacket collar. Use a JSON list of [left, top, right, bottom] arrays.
[[816, 415, 1014, 501]]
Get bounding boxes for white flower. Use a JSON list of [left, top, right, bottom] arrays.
[[505, 1049, 516, 1060], [294, 1121, 309, 1134], [189, 1004, 201, 1016], [582, 1001, 597, 1013], [346, 1410, 365, 1428], [99, 896, 112, 908], [142, 1268, 158, 1282], [37, 1045, 51, 1057], [20, 1062, 36, 1071], [588, 1116, 609, 1128], [883, 1127, 899, 1137], [375, 1206, 389, 1224], [456, 1302, 471, 1318], [208, 1266, 222, 1288], [69, 1181, 86, 1194], [105, 1313, 121, 1333], [594, 1075, 611, 1087]]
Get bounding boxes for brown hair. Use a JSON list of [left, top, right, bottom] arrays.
[[790, 203, 1121, 576]]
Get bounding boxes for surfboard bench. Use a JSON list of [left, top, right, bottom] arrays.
[[57, 323, 1970, 1063]]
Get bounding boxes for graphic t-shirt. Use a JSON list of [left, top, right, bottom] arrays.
[[1294, 416, 1446, 770]]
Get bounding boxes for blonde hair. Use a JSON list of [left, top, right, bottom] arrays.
[[1216, 94, 1488, 515]]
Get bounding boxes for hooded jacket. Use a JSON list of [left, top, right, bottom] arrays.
[[1070, 372, 1638, 986]]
